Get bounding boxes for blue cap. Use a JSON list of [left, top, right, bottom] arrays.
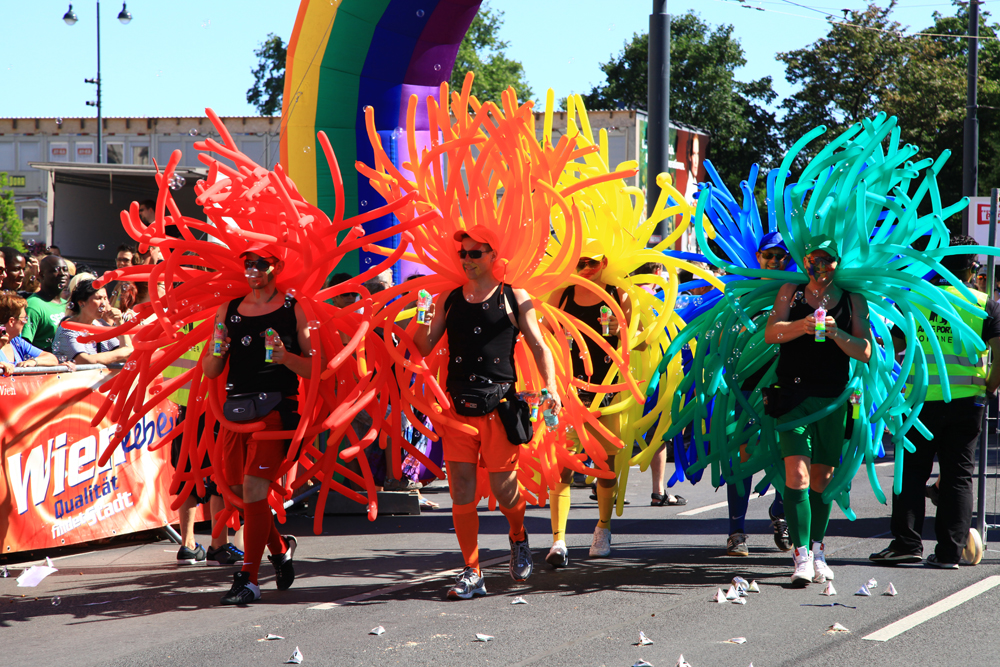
[[758, 231, 786, 252]]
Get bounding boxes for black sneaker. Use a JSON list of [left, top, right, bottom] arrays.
[[769, 510, 793, 552], [926, 554, 959, 569], [207, 543, 244, 566], [220, 571, 261, 605], [177, 543, 206, 565], [869, 547, 922, 565], [727, 533, 750, 556], [267, 535, 297, 590], [509, 533, 533, 582]]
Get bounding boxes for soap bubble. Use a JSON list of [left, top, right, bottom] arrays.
[[482, 302, 489, 310], [241, 336, 252, 346], [433, 64, 441, 71], [455, 356, 463, 363], [303, 146, 311, 153], [52, 596, 61, 606], [259, 393, 267, 401], [230, 314, 241, 324], [98, 244, 105, 250], [473, 327, 482, 334], [361, 200, 368, 207], [189, 128, 199, 137], [416, 8, 425, 17]]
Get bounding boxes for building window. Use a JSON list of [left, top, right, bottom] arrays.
[[107, 143, 125, 164], [20, 207, 39, 234], [132, 145, 150, 165]]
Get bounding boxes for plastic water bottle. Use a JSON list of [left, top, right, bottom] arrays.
[[814, 307, 827, 342], [540, 388, 559, 428], [416, 289, 432, 324]]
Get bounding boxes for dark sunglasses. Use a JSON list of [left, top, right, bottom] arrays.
[[244, 257, 275, 271], [758, 250, 787, 261], [576, 258, 601, 271], [809, 255, 837, 268], [458, 249, 491, 259]]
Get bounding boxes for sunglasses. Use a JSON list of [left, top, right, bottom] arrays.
[[458, 249, 491, 259], [244, 257, 275, 272], [576, 258, 601, 271], [809, 255, 837, 268], [758, 250, 787, 261]]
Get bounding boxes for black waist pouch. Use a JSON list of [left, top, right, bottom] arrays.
[[223, 391, 282, 422], [760, 386, 807, 419], [448, 377, 510, 417], [496, 394, 534, 445]]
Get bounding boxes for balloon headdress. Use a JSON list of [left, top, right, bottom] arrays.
[[663, 112, 993, 517], [79, 108, 440, 532]]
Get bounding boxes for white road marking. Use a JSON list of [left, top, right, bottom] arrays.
[[863, 575, 1000, 641], [308, 555, 508, 610], [678, 488, 774, 516]]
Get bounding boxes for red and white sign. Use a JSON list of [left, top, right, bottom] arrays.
[[1, 369, 180, 554], [75, 142, 95, 164]]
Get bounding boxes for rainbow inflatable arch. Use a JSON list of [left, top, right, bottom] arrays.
[[281, 0, 483, 276]]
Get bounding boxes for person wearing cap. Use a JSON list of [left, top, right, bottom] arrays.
[[725, 231, 793, 557], [543, 240, 641, 566], [764, 234, 872, 586], [413, 226, 562, 600], [202, 243, 314, 605], [870, 234, 1000, 568]]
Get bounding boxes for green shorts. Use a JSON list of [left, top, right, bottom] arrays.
[[777, 396, 847, 467]]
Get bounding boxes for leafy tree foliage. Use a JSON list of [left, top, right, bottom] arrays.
[[0, 173, 25, 251], [581, 11, 781, 188], [247, 34, 287, 117], [449, 4, 532, 103]]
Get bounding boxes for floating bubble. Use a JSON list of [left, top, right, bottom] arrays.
[[259, 393, 267, 401], [361, 200, 368, 207], [416, 8, 425, 17], [241, 336, 252, 346], [52, 596, 61, 606], [482, 302, 489, 310], [98, 244, 106, 250], [473, 327, 482, 334], [230, 315, 241, 324], [433, 64, 441, 71], [189, 128, 199, 137], [303, 146, 311, 153], [455, 357, 462, 363]]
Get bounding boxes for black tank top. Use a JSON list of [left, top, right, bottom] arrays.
[[225, 295, 301, 397], [776, 288, 854, 397], [444, 283, 520, 388], [559, 284, 620, 384]]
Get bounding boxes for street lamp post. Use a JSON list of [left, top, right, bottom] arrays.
[[63, 2, 132, 164]]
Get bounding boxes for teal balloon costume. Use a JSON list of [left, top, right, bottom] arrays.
[[660, 113, 1000, 518]]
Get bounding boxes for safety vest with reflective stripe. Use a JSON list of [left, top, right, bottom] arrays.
[[163, 322, 203, 407], [910, 285, 988, 401]]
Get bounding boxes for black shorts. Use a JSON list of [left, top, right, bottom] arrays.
[[170, 405, 219, 501]]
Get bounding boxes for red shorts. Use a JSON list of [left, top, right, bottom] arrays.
[[220, 411, 286, 485], [438, 407, 521, 472]]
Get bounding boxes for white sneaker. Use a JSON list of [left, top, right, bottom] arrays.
[[589, 526, 612, 557], [791, 546, 814, 587], [546, 540, 569, 568], [812, 541, 834, 583]]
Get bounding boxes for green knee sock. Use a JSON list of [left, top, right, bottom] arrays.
[[783, 487, 811, 549], [809, 489, 833, 545]]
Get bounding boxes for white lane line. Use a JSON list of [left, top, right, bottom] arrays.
[[678, 488, 774, 516], [309, 555, 508, 610], [863, 575, 1000, 641], [875, 461, 894, 467]]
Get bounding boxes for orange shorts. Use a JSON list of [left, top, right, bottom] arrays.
[[220, 410, 286, 485], [438, 407, 521, 472]]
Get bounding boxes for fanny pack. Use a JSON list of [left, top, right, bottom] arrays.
[[448, 377, 511, 417], [223, 391, 283, 422], [496, 395, 534, 445]]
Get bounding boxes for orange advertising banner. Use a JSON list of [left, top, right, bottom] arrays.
[[1, 368, 180, 554]]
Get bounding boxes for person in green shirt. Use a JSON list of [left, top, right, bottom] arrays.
[[23, 255, 70, 352]]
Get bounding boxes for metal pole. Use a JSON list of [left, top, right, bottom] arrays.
[[977, 186, 997, 542], [647, 0, 669, 242], [96, 0, 103, 163], [962, 0, 980, 234]]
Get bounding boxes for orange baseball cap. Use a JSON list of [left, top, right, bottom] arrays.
[[453, 225, 500, 250]]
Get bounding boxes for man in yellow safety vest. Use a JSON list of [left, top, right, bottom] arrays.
[[871, 235, 1000, 568]]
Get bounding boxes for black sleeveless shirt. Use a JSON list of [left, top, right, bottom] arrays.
[[559, 284, 620, 384], [775, 288, 854, 397], [444, 283, 520, 388], [225, 296, 302, 397]]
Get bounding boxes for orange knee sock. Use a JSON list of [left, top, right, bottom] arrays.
[[500, 496, 527, 542], [452, 501, 480, 573]]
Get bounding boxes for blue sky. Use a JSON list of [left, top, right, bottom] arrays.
[[0, 1, 979, 119]]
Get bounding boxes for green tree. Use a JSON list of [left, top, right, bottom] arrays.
[[449, 3, 532, 103], [247, 34, 287, 116], [0, 173, 25, 251], [775, 2, 1000, 212], [581, 12, 781, 188]]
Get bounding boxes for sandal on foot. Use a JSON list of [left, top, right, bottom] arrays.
[[651, 492, 687, 506]]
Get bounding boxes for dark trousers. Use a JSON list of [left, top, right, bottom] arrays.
[[889, 397, 983, 562]]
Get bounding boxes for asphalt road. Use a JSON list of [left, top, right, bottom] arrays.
[[4, 455, 1000, 667]]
